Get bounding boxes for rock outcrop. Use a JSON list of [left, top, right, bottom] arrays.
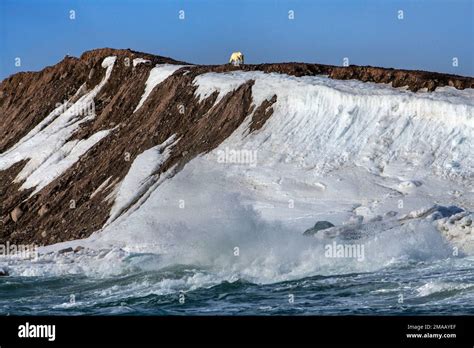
[[303, 221, 335, 236]]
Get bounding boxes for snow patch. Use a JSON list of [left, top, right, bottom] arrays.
[[0, 56, 117, 195], [101, 56, 117, 68], [106, 135, 178, 223], [134, 64, 186, 112], [193, 71, 282, 108], [193, 72, 252, 105], [22, 129, 112, 195], [90, 176, 113, 199], [132, 58, 150, 67]]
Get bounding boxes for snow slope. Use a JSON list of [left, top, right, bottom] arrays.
[[106, 135, 178, 224], [134, 64, 187, 112], [83, 71, 473, 264], [0, 56, 117, 195], [196, 71, 473, 178]]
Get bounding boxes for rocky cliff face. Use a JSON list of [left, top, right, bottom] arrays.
[[0, 48, 473, 246]]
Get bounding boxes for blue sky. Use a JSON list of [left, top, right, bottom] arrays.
[[1, 0, 473, 80]]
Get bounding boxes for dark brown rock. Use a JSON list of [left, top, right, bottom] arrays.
[[58, 247, 74, 254], [38, 204, 50, 217], [10, 206, 23, 223], [74, 246, 85, 253]]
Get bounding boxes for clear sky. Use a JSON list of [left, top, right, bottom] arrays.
[[0, 0, 473, 80]]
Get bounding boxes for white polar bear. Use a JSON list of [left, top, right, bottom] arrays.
[[229, 52, 244, 66]]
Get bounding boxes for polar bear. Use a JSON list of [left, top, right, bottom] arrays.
[[229, 52, 244, 66]]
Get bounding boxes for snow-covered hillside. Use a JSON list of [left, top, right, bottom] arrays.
[[0, 50, 472, 264], [84, 68, 474, 262]]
